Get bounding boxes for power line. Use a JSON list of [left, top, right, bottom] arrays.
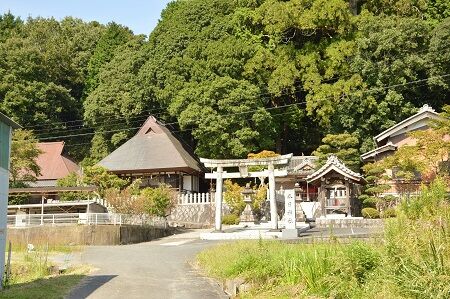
[[32, 88, 304, 135], [36, 72, 450, 141]]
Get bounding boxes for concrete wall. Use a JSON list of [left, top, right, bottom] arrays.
[[7, 225, 172, 246], [315, 218, 384, 228]]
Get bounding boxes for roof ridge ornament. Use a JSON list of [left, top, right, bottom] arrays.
[[305, 154, 362, 183], [418, 104, 435, 113]]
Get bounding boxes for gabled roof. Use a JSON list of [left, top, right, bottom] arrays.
[[98, 116, 203, 174], [281, 156, 318, 175], [0, 112, 21, 129], [37, 142, 80, 180], [360, 142, 397, 162], [306, 155, 362, 183], [374, 104, 440, 145]]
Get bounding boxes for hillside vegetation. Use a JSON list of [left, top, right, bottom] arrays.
[[0, 1, 449, 162]]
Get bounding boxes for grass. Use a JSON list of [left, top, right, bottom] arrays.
[[197, 178, 450, 298], [0, 245, 89, 299]]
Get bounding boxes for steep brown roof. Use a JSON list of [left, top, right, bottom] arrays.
[[36, 142, 80, 180], [98, 116, 203, 174]]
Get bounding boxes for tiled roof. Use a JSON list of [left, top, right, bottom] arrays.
[[98, 116, 203, 173], [281, 156, 318, 175], [306, 155, 362, 183], [36, 142, 80, 181], [374, 104, 440, 144]]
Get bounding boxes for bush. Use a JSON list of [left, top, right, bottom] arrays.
[[222, 214, 240, 225], [381, 208, 396, 218], [362, 208, 380, 219]]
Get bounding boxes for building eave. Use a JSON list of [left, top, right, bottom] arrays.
[[374, 105, 440, 144], [360, 143, 397, 161], [0, 112, 21, 129]]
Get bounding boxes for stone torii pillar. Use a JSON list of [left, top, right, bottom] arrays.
[[214, 166, 223, 231], [268, 163, 278, 230], [200, 154, 293, 231]]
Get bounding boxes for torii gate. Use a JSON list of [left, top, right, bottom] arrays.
[[200, 154, 293, 231]]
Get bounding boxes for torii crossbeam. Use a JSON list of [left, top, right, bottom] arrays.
[[200, 154, 293, 231]]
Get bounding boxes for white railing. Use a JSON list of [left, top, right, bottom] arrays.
[[177, 192, 215, 205], [7, 213, 123, 227]]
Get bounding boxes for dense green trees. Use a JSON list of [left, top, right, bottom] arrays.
[[1, 1, 449, 165]]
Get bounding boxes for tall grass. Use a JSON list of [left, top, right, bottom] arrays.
[[197, 178, 450, 298]]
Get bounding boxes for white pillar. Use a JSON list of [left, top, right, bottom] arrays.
[[215, 166, 223, 231], [268, 163, 278, 230]]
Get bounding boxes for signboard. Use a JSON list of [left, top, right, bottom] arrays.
[[284, 189, 296, 229]]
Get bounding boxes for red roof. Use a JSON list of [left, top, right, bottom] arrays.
[[36, 142, 80, 180]]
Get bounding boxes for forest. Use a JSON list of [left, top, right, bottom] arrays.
[[0, 0, 449, 164]]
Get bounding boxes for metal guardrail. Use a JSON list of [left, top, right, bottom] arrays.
[[7, 213, 167, 228], [7, 213, 122, 227]]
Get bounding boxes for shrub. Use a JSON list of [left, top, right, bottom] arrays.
[[381, 208, 396, 218], [223, 180, 245, 214], [222, 214, 240, 225], [362, 208, 380, 219]]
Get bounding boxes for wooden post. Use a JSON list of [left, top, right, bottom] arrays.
[[215, 166, 223, 231], [268, 163, 278, 230], [345, 179, 351, 217], [320, 178, 326, 217]]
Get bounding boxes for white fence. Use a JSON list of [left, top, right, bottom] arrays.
[[7, 213, 122, 227], [177, 192, 215, 205]]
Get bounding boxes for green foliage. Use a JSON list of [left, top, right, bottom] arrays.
[[381, 207, 397, 218], [313, 133, 360, 171], [82, 166, 127, 197], [361, 207, 380, 219], [9, 129, 41, 186], [141, 184, 176, 217], [56, 172, 88, 201], [198, 176, 450, 298], [85, 22, 133, 94], [223, 180, 245, 215], [222, 214, 240, 225], [360, 161, 392, 209]]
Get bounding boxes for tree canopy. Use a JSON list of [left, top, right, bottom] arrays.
[[1, 1, 449, 166]]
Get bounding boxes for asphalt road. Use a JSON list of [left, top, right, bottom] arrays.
[[66, 230, 228, 299]]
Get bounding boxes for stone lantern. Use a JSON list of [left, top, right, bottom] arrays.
[[240, 183, 256, 223], [294, 182, 303, 201]]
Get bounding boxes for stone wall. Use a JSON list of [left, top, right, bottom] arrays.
[[7, 225, 172, 246], [168, 203, 231, 228], [315, 218, 384, 228]]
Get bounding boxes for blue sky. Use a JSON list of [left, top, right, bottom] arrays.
[[0, 0, 173, 36]]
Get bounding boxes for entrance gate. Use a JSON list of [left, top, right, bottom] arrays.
[[200, 154, 293, 231]]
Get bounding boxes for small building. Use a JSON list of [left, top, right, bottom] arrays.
[[360, 104, 447, 197], [32, 141, 80, 187], [306, 155, 363, 218], [361, 104, 441, 162], [98, 116, 204, 193], [0, 112, 20, 285], [277, 156, 319, 201]]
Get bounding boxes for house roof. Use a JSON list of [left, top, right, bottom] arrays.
[[360, 142, 397, 162], [0, 112, 21, 129], [374, 104, 440, 145], [306, 155, 362, 183], [36, 142, 80, 181], [98, 116, 203, 174], [281, 156, 318, 176]]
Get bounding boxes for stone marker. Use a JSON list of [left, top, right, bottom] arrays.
[[282, 189, 298, 239]]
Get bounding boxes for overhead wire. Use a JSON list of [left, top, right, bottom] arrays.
[[35, 72, 450, 141]]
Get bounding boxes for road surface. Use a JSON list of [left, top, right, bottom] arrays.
[[66, 230, 228, 299]]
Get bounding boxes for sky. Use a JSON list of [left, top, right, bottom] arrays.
[[0, 0, 173, 36]]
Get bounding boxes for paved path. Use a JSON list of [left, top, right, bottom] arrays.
[[67, 230, 228, 299]]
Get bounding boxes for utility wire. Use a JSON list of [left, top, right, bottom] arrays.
[[37, 72, 450, 141]]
